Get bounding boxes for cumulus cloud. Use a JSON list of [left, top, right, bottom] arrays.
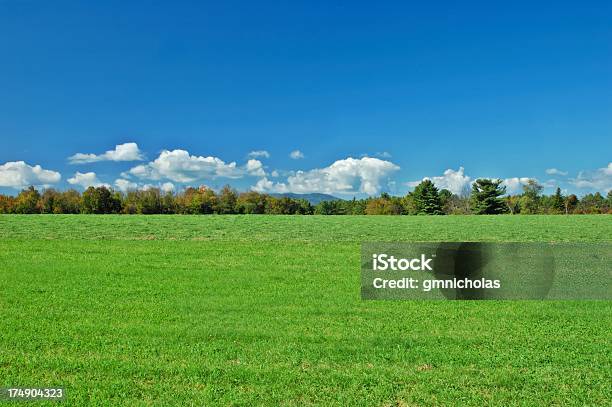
[[246, 159, 266, 177], [247, 150, 270, 159], [252, 157, 399, 195], [0, 161, 61, 189], [289, 150, 304, 159], [545, 168, 568, 176], [406, 167, 545, 195], [114, 178, 139, 192], [67, 172, 109, 188], [502, 177, 536, 194], [361, 152, 393, 159], [159, 182, 175, 193], [406, 167, 472, 196], [115, 178, 175, 193], [570, 162, 612, 192], [68, 142, 144, 164], [253, 177, 284, 193], [125, 149, 242, 182], [142, 182, 175, 193]]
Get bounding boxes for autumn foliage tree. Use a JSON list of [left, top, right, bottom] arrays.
[[13, 186, 42, 214], [0, 184, 609, 216], [364, 193, 403, 215]]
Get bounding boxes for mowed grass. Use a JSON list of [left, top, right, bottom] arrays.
[[1, 214, 610, 242], [0, 215, 610, 406]]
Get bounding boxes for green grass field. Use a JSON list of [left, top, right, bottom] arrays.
[[0, 215, 610, 406]]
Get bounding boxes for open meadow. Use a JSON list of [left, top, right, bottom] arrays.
[[0, 215, 610, 405]]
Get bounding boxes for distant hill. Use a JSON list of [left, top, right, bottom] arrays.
[[269, 193, 343, 205]]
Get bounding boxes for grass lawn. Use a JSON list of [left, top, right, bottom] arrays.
[[0, 215, 610, 405]]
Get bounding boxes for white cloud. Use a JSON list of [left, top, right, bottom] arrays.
[[114, 178, 139, 192], [246, 159, 266, 177], [542, 179, 558, 188], [115, 178, 176, 193], [545, 168, 568, 176], [67, 172, 109, 189], [406, 167, 472, 196], [502, 177, 536, 194], [570, 162, 612, 192], [160, 182, 175, 193], [142, 183, 175, 193], [289, 150, 304, 159], [361, 152, 393, 159], [271, 170, 279, 177], [406, 167, 544, 195], [252, 157, 399, 195], [68, 142, 144, 164], [253, 177, 284, 193], [0, 161, 61, 189], [125, 149, 242, 182], [247, 150, 270, 159]]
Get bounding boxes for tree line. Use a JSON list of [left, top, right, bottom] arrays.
[[0, 179, 610, 215]]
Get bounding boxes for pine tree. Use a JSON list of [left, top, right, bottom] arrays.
[[412, 180, 443, 215], [470, 179, 508, 214], [551, 187, 565, 213]]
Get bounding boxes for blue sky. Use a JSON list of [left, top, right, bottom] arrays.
[[1, 1, 610, 196]]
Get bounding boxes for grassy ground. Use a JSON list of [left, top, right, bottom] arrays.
[[0, 215, 610, 406]]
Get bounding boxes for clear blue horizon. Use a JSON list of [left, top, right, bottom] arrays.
[[1, 1, 610, 197]]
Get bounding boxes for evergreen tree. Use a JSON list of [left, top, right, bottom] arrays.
[[470, 179, 508, 214], [551, 187, 565, 213], [438, 188, 454, 214], [412, 180, 443, 215], [438, 189, 452, 207]]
